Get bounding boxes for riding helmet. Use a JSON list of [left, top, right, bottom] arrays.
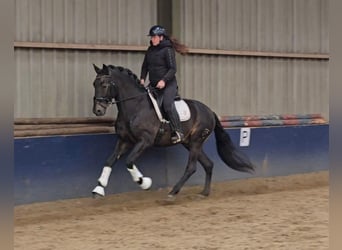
[[148, 25, 167, 36]]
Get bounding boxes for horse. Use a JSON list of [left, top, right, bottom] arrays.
[[91, 63, 255, 201]]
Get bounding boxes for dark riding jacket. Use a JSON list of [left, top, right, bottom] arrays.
[[140, 39, 177, 86]]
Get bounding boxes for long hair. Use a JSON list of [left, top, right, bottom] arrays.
[[168, 36, 189, 55]]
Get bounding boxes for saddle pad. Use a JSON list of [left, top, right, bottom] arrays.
[[175, 100, 191, 121], [147, 89, 190, 122]]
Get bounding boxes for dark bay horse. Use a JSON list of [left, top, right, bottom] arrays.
[[91, 64, 254, 200]]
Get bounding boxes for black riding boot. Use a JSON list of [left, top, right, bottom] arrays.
[[167, 104, 184, 144]]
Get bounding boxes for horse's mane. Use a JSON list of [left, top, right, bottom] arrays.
[[107, 65, 142, 87]]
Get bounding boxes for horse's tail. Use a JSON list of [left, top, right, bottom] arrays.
[[213, 113, 255, 173]]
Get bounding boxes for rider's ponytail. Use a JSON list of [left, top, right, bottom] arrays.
[[168, 36, 189, 55]]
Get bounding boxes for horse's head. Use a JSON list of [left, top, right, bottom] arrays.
[[92, 64, 116, 116]]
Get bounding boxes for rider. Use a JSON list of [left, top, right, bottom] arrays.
[[140, 25, 188, 144]]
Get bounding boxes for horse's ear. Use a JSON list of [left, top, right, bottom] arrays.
[[93, 63, 101, 74], [102, 64, 109, 75]]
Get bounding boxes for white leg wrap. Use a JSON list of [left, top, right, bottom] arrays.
[[92, 186, 105, 196], [127, 165, 152, 190], [140, 177, 152, 190], [98, 166, 112, 187], [127, 165, 143, 182]]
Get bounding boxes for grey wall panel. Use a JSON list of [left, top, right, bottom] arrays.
[[15, 49, 146, 118], [15, 0, 329, 120], [15, 0, 157, 45], [178, 0, 328, 53], [174, 0, 329, 119], [15, 0, 157, 118], [178, 55, 328, 119], [15, 52, 328, 119]]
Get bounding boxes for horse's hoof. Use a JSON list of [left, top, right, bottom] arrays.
[[92, 192, 104, 199], [156, 195, 176, 205], [198, 192, 209, 198], [196, 193, 208, 199], [185, 193, 207, 201], [167, 194, 176, 200], [164, 194, 177, 204], [92, 186, 105, 198]]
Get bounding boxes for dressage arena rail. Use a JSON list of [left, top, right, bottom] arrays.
[[14, 117, 115, 137], [14, 120, 328, 204], [14, 114, 327, 138]]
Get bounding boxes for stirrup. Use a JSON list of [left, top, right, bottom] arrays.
[[171, 131, 184, 144]]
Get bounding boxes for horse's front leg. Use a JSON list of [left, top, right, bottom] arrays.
[[126, 140, 152, 190], [92, 139, 131, 197]]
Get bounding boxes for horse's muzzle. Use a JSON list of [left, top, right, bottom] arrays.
[[93, 102, 107, 116]]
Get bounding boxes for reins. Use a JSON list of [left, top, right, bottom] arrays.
[[94, 81, 157, 105], [110, 89, 150, 105]]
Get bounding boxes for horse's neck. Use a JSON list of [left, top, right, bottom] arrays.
[[115, 82, 152, 118]]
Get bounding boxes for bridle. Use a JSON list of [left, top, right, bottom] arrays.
[[93, 79, 116, 105], [93, 77, 155, 106]]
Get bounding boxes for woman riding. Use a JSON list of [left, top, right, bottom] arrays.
[[140, 25, 188, 144]]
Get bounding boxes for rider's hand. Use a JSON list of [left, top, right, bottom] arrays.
[[156, 80, 166, 89], [140, 79, 145, 85]]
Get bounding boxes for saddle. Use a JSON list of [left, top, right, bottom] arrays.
[[147, 88, 191, 122]]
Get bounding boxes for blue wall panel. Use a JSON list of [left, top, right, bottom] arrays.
[[14, 125, 328, 205]]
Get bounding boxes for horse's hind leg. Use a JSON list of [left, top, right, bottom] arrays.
[[179, 145, 213, 197], [197, 150, 214, 196], [168, 145, 199, 197]]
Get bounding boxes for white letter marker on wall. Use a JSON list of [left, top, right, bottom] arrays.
[[240, 128, 251, 147]]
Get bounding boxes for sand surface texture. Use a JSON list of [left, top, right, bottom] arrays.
[[15, 171, 328, 250]]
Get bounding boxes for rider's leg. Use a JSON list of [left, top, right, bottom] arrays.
[[162, 80, 184, 143]]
